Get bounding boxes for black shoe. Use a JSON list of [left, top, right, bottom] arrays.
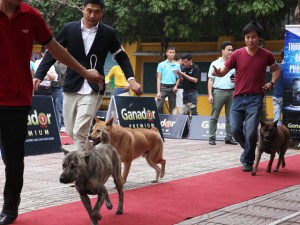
[[209, 138, 216, 145], [225, 138, 238, 145], [0, 213, 17, 225], [242, 163, 253, 172]]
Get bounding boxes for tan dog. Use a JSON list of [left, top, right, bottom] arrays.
[[172, 102, 196, 115], [89, 117, 166, 184], [60, 129, 123, 225], [252, 121, 290, 176]]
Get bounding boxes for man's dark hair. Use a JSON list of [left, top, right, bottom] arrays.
[[242, 21, 263, 37], [175, 55, 182, 61], [181, 53, 192, 60], [166, 46, 175, 51], [220, 41, 233, 50], [84, 0, 105, 8]]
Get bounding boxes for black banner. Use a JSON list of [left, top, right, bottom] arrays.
[[25, 96, 61, 156], [106, 96, 164, 139]]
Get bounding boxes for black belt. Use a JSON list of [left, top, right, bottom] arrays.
[[214, 88, 234, 91], [236, 93, 262, 97], [39, 86, 51, 90], [161, 83, 175, 88], [184, 89, 197, 93]]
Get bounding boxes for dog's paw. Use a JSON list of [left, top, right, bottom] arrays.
[[91, 219, 99, 225], [266, 168, 271, 173], [116, 209, 123, 215], [251, 171, 256, 176], [91, 212, 102, 221], [273, 168, 279, 172], [106, 202, 113, 210], [151, 180, 158, 183]]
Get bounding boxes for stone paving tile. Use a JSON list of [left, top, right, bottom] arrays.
[[176, 185, 300, 225], [0, 138, 299, 225]]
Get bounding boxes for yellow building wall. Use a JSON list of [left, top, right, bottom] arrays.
[[123, 38, 282, 120], [33, 38, 280, 120]]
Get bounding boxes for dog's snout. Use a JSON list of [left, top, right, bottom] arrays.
[[59, 174, 70, 184], [59, 175, 66, 183]]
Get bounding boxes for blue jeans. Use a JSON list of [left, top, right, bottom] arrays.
[[114, 88, 129, 96], [230, 95, 263, 165], [52, 87, 64, 129], [183, 90, 198, 115], [272, 96, 283, 125]]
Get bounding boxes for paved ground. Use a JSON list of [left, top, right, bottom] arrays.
[[0, 138, 300, 225]]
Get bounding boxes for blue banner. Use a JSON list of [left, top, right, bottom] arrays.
[[283, 25, 300, 138], [159, 114, 189, 139], [188, 116, 226, 141]]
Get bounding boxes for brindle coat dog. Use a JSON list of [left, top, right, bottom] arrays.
[[60, 130, 123, 225], [252, 121, 290, 176], [89, 117, 166, 184], [172, 102, 196, 115]]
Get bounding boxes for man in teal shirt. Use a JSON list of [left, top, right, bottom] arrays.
[[156, 46, 180, 114]]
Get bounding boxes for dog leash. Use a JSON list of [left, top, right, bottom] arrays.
[[83, 54, 106, 149]]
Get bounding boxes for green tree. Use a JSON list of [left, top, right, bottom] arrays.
[[25, 0, 297, 49], [24, 0, 82, 35], [104, 0, 296, 44]]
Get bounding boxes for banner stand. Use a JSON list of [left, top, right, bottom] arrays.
[[106, 96, 164, 139]]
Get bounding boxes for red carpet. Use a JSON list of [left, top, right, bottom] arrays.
[[17, 154, 300, 225]]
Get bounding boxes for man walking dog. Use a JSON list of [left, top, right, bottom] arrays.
[[213, 21, 280, 172], [34, 0, 142, 153]]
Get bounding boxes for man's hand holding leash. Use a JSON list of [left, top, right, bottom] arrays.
[[128, 79, 143, 95]]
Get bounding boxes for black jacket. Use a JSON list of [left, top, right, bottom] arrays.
[[34, 20, 134, 94]]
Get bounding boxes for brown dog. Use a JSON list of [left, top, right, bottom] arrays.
[[89, 117, 166, 184], [60, 129, 123, 225], [252, 121, 290, 176]]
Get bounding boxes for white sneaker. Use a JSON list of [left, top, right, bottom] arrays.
[[60, 126, 66, 132]]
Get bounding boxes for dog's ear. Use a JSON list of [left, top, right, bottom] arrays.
[[106, 117, 114, 127], [273, 120, 278, 128], [95, 116, 100, 123], [260, 121, 266, 127]]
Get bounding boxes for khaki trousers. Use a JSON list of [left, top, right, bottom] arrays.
[[63, 92, 103, 151]]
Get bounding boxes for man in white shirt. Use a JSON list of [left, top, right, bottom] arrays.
[[34, 0, 142, 153]]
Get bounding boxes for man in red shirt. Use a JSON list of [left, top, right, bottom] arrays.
[[0, 1, 102, 224], [213, 21, 280, 173]]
